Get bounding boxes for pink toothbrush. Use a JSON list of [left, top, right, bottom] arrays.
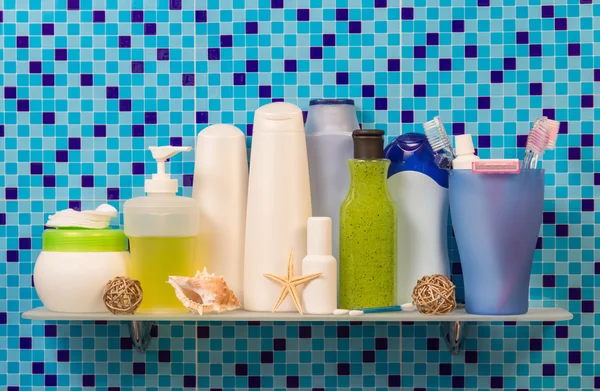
[[521, 117, 560, 169]]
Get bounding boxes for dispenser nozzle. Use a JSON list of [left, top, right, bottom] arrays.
[[146, 146, 192, 194], [150, 145, 191, 162]]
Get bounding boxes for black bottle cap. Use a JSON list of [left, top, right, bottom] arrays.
[[352, 129, 385, 159]]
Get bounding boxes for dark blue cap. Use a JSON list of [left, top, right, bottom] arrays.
[[309, 99, 355, 106]]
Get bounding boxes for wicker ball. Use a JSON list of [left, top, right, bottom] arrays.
[[103, 276, 143, 315], [411, 274, 456, 315]]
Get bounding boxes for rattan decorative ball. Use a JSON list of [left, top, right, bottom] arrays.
[[103, 276, 143, 315], [411, 274, 456, 315]]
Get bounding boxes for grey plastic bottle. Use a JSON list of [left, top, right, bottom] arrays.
[[305, 99, 359, 262]]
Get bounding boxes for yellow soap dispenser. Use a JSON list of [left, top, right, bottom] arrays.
[[124, 146, 200, 313]]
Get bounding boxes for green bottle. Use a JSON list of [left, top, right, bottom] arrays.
[[339, 130, 396, 309]]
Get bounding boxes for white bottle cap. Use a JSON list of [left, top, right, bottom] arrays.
[[253, 102, 305, 134], [455, 134, 476, 156], [145, 146, 192, 194], [307, 217, 332, 256], [198, 123, 243, 139]]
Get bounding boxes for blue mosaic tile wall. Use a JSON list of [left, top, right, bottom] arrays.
[[0, 0, 596, 389]]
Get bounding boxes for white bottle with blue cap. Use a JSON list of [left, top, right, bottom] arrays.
[[384, 133, 450, 305]]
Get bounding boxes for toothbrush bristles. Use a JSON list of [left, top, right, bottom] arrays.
[[423, 116, 454, 156], [525, 117, 559, 155], [542, 118, 560, 150]]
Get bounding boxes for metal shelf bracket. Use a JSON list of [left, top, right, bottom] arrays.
[[128, 321, 154, 353], [441, 321, 469, 354]]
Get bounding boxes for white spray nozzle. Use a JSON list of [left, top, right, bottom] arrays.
[[146, 146, 192, 194]]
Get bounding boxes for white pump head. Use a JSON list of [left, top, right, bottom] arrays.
[[145, 146, 192, 194]]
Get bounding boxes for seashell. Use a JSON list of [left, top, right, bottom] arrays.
[[167, 268, 241, 315]]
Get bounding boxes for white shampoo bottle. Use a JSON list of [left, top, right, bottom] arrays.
[[192, 124, 248, 304], [244, 102, 312, 312], [302, 217, 337, 314]]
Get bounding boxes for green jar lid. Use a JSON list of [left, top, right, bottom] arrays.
[[42, 228, 128, 252]]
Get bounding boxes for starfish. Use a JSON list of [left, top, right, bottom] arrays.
[[264, 249, 322, 315]]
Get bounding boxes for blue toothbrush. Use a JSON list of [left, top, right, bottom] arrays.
[[349, 305, 403, 316]]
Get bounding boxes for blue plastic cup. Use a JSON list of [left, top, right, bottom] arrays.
[[449, 170, 544, 315]]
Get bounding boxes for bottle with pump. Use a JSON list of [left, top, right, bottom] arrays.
[[124, 146, 200, 314], [384, 133, 450, 306], [302, 217, 337, 315], [452, 134, 480, 170], [339, 130, 396, 309]]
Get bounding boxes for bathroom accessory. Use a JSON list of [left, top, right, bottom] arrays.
[[244, 102, 312, 312], [411, 274, 457, 315], [305, 99, 358, 263], [339, 130, 396, 309], [301, 217, 338, 315], [472, 159, 521, 174], [24, 306, 572, 354], [124, 146, 200, 314], [384, 133, 450, 306], [34, 227, 129, 313], [349, 305, 403, 316], [422, 116, 455, 169], [103, 277, 143, 315], [449, 170, 544, 315], [333, 309, 350, 315], [46, 204, 118, 229], [264, 250, 322, 314], [192, 124, 248, 304], [451, 134, 480, 170], [522, 117, 560, 169], [167, 269, 241, 314]]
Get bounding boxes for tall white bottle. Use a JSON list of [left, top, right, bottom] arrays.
[[305, 99, 358, 263], [244, 102, 312, 312], [302, 217, 337, 315], [192, 124, 248, 304]]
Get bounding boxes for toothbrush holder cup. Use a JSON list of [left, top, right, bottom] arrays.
[[449, 169, 544, 315]]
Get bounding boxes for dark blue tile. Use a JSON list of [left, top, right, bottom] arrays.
[[93, 10, 105, 22], [157, 48, 170, 60], [131, 10, 143, 22], [439, 58, 452, 71], [452, 20, 464, 32], [401, 7, 413, 20], [118, 36, 131, 48], [144, 23, 156, 35], [195, 10, 207, 22], [388, 375, 401, 387], [541, 5, 554, 17], [297, 9, 309, 21]]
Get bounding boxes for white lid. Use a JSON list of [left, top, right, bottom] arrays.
[[198, 123, 245, 139], [253, 102, 305, 134], [145, 146, 192, 194], [455, 134, 476, 156], [307, 217, 332, 256]]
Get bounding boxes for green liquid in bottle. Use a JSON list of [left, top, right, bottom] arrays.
[[128, 236, 199, 314], [339, 159, 396, 309]]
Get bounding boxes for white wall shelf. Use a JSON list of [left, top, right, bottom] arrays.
[[23, 306, 572, 354]]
